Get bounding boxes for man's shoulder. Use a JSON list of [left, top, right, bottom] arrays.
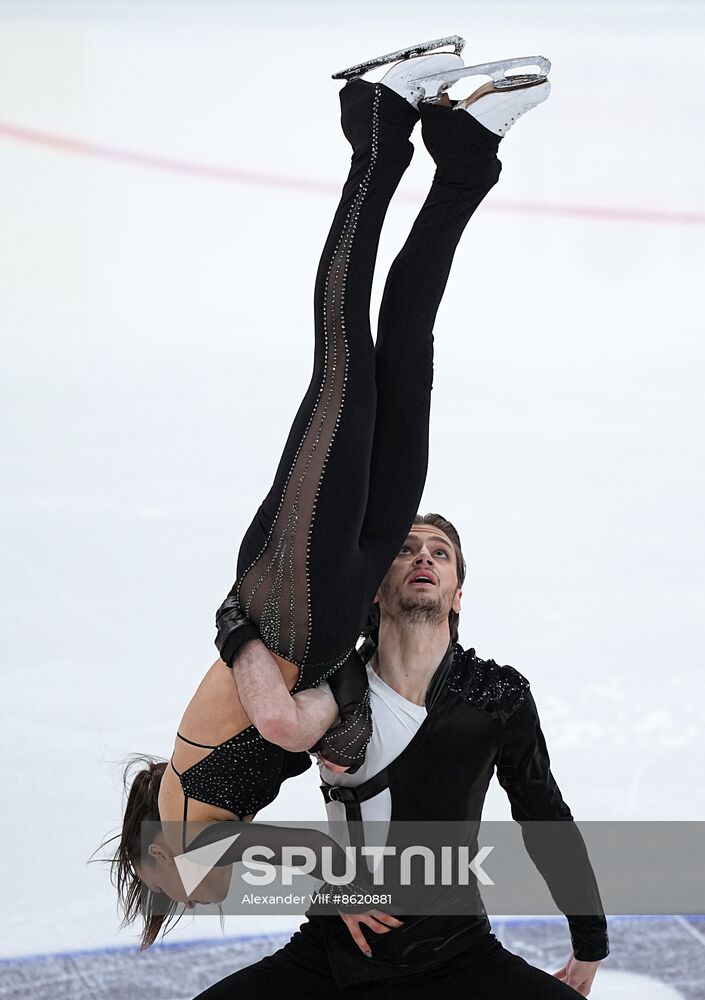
[[447, 644, 530, 722]]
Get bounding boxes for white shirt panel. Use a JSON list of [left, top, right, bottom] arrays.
[[317, 664, 426, 829]]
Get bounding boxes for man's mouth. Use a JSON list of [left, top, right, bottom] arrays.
[[407, 572, 436, 587]]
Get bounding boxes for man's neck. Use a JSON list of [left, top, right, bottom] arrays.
[[372, 618, 452, 706]]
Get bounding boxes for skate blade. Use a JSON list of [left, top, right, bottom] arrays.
[[332, 35, 466, 81], [411, 55, 551, 102], [455, 76, 549, 112]]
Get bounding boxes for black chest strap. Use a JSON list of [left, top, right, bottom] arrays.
[[320, 643, 454, 849], [321, 767, 390, 850], [321, 764, 390, 808]]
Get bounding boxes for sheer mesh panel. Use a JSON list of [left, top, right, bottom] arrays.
[[236, 90, 381, 667]]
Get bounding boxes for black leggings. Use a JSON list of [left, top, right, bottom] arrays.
[[224, 81, 501, 686]]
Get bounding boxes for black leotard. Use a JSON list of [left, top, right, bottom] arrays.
[[170, 730, 311, 844]]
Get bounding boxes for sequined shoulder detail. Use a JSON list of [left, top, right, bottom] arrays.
[[178, 726, 311, 818], [446, 645, 530, 723]]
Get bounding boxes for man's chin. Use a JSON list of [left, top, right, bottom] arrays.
[[398, 596, 446, 626]]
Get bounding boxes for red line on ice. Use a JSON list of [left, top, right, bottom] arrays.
[[2, 119, 704, 227]]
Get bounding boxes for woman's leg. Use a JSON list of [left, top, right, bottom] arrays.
[[359, 104, 503, 581], [219, 81, 420, 677], [244, 102, 504, 767]]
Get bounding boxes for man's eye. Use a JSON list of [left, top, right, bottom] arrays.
[[399, 546, 411, 554], [435, 550, 448, 558]]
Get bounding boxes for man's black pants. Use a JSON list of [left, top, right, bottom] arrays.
[[193, 921, 583, 998]]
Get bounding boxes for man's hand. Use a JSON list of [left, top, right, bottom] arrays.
[[553, 956, 601, 996], [339, 910, 404, 957]]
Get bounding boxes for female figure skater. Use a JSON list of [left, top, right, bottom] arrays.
[[107, 38, 551, 949]]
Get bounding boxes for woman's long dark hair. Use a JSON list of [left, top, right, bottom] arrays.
[[94, 755, 181, 949], [362, 512, 467, 645]]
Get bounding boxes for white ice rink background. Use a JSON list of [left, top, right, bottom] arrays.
[[1, 1, 704, 996]]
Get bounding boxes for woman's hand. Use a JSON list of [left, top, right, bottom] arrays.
[[339, 910, 404, 957], [553, 956, 602, 996]]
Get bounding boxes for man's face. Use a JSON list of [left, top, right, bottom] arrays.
[[375, 525, 462, 629]]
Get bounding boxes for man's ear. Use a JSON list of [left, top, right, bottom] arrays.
[[372, 591, 380, 606], [452, 588, 462, 614]]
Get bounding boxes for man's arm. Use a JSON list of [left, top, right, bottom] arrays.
[[232, 640, 338, 751], [214, 596, 337, 750], [495, 691, 609, 966]]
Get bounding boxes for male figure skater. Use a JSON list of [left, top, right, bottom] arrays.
[[195, 513, 608, 998]]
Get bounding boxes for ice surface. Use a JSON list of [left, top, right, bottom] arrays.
[[0, 0, 703, 988], [1, 918, 703, 999]]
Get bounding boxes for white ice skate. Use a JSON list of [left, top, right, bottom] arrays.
[[380, 52, 467, 108], [409, 54, 551, 105], [457, 77, 551, 136], [332, 36, 467, 108], [333, 36, 466, 81]]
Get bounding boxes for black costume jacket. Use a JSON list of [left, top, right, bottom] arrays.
[[312, 642, 609, 986]]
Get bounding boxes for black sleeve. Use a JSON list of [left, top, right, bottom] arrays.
[[308, 650, 372, 772], [214, 594, 261, 667], [496, 691, 609, 962]]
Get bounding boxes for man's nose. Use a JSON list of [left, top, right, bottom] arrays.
[[414, 549, 434, 564]]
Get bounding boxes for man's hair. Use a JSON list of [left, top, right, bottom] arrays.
[[362, 512, 467, 645]]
